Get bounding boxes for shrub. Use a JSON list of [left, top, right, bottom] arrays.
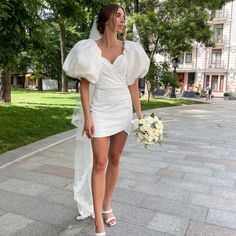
[[224, 92, 230, 96]]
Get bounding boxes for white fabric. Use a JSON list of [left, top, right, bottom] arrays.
[[89, 20, 102, 41], [62, 38, 150, 219], [91, 54, 132, 137]]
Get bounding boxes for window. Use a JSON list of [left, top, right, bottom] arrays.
[[213, 24, 223, 44], [219, 75, 224, 91], [211, 75, 218, 91], [205, 75, 210, 88], [211, 49, 222, 68], [185, 52, 192, 63], [178, 55, 184, 64]]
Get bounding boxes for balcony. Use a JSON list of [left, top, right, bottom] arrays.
[[212, 35, 228, 47], [211, 10, 230, 24], [208, 61, 226, 71]]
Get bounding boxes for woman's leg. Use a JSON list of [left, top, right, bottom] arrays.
[[91, 137, 109, 233], [103, 131, 128, 222]]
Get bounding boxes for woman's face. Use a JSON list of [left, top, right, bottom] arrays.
[[107, 7, 125, 33]]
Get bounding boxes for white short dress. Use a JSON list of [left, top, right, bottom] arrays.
[[63, 38, 150, 219]]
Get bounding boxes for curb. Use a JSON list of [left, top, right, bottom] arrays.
[[0, 129, 77, 170]]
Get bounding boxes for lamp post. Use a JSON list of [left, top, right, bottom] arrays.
[[170, 57, 179, 98]]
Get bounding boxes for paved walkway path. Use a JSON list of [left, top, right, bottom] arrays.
[[0, 99, 236, 236]]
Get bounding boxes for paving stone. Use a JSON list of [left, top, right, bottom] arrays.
[[26, 153, 52, 163], [1, 167, 72, 188], [34, 156, 74, 168], [17, 161, 44, 170], [119, 169, 160, 183], [148, 160, 169, 169], [0, 209, 5, 217], [25, 200, 78, 226], [134, 181, 190, 202], [116, 177, 138, 190], [122, 156, 151, 166], [147, 212, 189, 236], [106, 220, 170, 236], [112, 201, 157, 228], [112, 188, 145, 206], [0, 178, 50, 196], [204, 162, 226, 171], [12, 221, 62, 236], [186, 156, 236, 167], [0, 213, 34, 236], [158, 178, 211, 194], [120, 162, 159, 174], [186, 220, 236, 236], [213, 170, 236, 180], [190, 193, 236, 213], [207, 209, 236, 230], [35, 164, 74, 179], [35, 186, 76, 208], [211, 186, 236, 200], [0, 189, 77, 226], [141, 195, 207, 221], [156, 169, 184, 180], [167, 164, 213, 176], [162, 159, 204, 168], [184, 173, 235, 188]]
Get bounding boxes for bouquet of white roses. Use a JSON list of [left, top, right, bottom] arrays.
[[134, 113, 164, 148]]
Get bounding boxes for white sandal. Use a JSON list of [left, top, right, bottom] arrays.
[[95, 233, 106, 236], [102, 209, 116, 227]]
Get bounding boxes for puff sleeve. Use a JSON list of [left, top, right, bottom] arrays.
[[62, 39, 101, 84], [124, 41, 150, 86]]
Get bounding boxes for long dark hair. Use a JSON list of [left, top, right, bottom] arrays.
[[97, 4, 125, 35]]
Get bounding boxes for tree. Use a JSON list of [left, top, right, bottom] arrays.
[[130, 0, 232, 98], [0, 0, 40, 102], [41, 0, 119, 92]]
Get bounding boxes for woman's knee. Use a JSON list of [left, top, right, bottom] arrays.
[[93, 157, 107, 172], [109, 153, 121, 166]]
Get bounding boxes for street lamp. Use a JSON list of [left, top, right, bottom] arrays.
[[170, 57, 179, 98]]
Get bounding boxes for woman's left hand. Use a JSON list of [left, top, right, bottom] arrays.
[[136, 111, 143, 119]]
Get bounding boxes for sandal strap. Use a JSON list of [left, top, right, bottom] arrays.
[[95, 233, 106, 236], [102, 209, 113, 214], [105, 216, 116, 224]]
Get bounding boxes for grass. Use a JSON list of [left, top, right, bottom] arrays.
[[141, 97, 204, 110], [0, 89, 205, 154], [0, 89, 78, 154]]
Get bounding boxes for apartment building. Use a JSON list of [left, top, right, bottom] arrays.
[[157, 1, 236, 97]]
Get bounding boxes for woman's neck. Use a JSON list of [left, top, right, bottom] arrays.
[[100, 30, 119, 48]]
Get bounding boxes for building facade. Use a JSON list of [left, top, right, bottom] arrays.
[[156, 1, 236, 97]]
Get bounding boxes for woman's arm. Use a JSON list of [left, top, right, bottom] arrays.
[[128, 79, 143, 119], [80, 78, 94, 139]]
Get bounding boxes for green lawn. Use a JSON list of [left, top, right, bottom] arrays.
[[0, 89, 204, 154]]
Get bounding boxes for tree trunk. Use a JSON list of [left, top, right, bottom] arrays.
[[133, 0, 139, 13], [38, 78, 43, 91], [58, 16, 68, 92], [1, 69, 11, 103]]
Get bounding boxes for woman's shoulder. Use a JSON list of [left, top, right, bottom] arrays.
[[72, 39, 98, 51], [124, 40, 144, 50]]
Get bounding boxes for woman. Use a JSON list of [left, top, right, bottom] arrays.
[[63, 4, 150, 236]]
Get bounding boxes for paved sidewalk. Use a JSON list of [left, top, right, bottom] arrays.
[[0, 99, 236, 236]]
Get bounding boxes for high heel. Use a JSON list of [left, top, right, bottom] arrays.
[[102, 209, 116, 227], [95, 232, 106, 236]]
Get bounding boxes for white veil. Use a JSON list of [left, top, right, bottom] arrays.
[[73, 20, 101, 220]]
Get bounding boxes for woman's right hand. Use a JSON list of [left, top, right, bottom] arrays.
[[83, 118, 95, 139]]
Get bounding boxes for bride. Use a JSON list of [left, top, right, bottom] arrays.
[[63, 3, 150, 236]]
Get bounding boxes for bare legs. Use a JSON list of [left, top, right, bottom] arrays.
[[103, 132, 127, 220], [91, 131, 127, 233], [91, 137, 109, 233]]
